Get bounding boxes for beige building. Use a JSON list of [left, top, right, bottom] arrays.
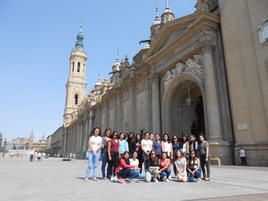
[[52, 0, 268, 166]]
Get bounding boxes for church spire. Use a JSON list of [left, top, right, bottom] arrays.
[[153, 6, 161, 25], [165, 0, 169, 10], [75, 24, 84, 51], [161, 0, 175, 23]]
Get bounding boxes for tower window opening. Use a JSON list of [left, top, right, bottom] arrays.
[[83, 64, 85, 72], [74, 94, 78, 105], [72, 62, 74, 72], [77, 62, 80, 72]]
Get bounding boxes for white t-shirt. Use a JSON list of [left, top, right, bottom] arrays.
[[163, 141, 172, 156], [240, 149, 245, 157], [89, 136, 102, 151], [130, 158, 139, 167], [141, 139, 153, 153]]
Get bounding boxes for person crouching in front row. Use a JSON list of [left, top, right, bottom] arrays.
[[145, 150, 160, 182], [115, 151, 140, 184], [187, 150, 201, 182]]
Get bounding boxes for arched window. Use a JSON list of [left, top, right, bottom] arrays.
[[74, 94, 78, 105], [77, 62, 80, 72], [72, 62, 74, 72]]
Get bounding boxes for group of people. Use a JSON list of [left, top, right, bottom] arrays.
[[29, 150, 44, 162], [84, 127, 210, 184]]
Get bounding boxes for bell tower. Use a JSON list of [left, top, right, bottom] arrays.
[[64, 25, 87, 126], [161, 0, 175, 23]]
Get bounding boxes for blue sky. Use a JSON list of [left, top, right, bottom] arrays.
[[0, 0, 196, 142]]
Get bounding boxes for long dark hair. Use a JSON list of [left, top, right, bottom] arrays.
[[127, 132, 135, 142], [162, 134, 170, 143], [122, 151, 130, 165], [135, 133, 142, 143], [146, 150, 158, 162], [91, 127, 101, 136], [103, 128, 112, 137], [181, 134, 188, 145], [110, 131, 118, 139], [188, 150, 197, 167]]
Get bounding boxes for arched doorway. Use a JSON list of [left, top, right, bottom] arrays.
[[162, 72, 207, 139]]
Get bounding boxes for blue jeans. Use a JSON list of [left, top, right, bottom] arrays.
[[187, 169, 201, 182], [85, 150, 101, 179], [161, 168, 171, 179], [134, 170, 144, 179], [117, 168, 139, 179], [101, 152, 108, 178]]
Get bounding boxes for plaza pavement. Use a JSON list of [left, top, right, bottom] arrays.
[[0, 157, 268, 201]]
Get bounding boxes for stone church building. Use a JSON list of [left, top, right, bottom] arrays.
[[49, 0, 268, 166]]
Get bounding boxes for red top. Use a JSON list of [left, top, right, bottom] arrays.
[[158, 158, 170, 168], [109, 139, 119, 152], [115, 158, 135, 174]]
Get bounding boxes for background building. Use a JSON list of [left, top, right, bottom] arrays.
[[50, 0, 268, 166]]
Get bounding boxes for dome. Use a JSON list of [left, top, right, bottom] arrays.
[[77, 32, 84, 41]]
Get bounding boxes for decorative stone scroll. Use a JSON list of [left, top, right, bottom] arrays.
[[163, 54, 204, 88]]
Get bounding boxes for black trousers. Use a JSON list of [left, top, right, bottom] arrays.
[[200, 155, 210, 178], [107, 152, 119, 178], [240, 157, 247, 166]]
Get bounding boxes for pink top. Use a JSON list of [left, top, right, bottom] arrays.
[[115, 158, 135, 173], [110, 139, 119, 153], [158, 158, 170, 168]]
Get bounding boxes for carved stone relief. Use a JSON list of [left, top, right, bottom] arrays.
[[163, 54, 204, 88]]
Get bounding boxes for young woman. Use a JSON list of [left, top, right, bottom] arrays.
[[141, 132, 153, 168], [162, 134, 173, 158], [130, 151, 144, 179], [180, 134, 189, 158], [127, 132, 136, 155], [153, 134, 162, 159], [101, 128, 111, 180], [145, 150, 160, 182], [189, 135, 199, 157], [119, 132, 129, 156], [172, 135, 181, 175], [159, 152, 171, 182], [84, 127, 102, 182], [199, 135, 210, 181], [187, 151, 201, 182], [174, 150, 187, 182], [115, 151, 139, 184], [135, 134, 143, 172], [149, 133, 155, 141], [107, 131, 120, 181]]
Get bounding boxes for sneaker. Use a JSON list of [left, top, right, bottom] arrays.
[[197, 178, 201, 182], [166, 179, 170, 182], [93, 178, 98, 181], [110, 177, 115, 182], [114, 177, 119, 182], [129, 179, 135, 183], [163, 177, 167, 182], [153, 178, 159, 182], [118, 178, 126, 184], [84, 178, 89, 182], [168, 175, 172, 180], [102, 177, 108, 181]]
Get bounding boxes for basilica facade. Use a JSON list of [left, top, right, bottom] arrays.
[[49, 0, 268, 166]]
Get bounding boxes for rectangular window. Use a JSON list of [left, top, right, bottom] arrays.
[[74, 95, 78, 105], [77, 62, 80, 72], [72, 62, 74, 72]]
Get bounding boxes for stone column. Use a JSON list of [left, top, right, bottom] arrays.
[[151, 73, 161, 134], [200, 28, 222, 140], [129, 85, 137, 132]]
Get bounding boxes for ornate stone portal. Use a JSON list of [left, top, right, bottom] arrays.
[[163, 55, 204, 88]]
